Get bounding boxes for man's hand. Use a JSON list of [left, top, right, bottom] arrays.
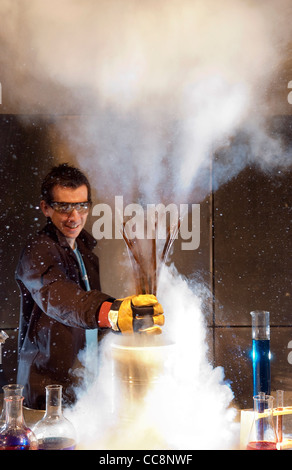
[[108, 294, 164, 335]]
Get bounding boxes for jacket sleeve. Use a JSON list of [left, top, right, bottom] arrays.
[[16, 238, 113, 329]]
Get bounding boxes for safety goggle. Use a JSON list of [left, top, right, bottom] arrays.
[[49, 201, 91, 214]]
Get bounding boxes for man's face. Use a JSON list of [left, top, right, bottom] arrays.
[[40, 184, 89, 248]]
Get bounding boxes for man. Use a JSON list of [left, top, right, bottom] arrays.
[[16, 163, 164, 409]]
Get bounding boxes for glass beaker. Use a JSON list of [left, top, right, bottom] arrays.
[[0, 384, 24, 427], [250, 310, 271, 396], [33, 384, 76, 450], [247, 394, 277, 450], [0, 395, 38, 450]]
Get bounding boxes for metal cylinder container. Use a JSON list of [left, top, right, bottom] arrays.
[[110, 335, 175, 421]]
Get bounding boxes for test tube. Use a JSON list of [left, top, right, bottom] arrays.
[[250, 311, 271, 396], [276, 390, 284, 443]]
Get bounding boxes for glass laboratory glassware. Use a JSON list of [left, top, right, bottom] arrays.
[[275, 390, 292, 450], [33, 384, 76, 450], [276, 390, 284, 445], [250, 310, 271, 396], [0, 384, 24, 427], [247, 394, 277, 450], [0, 395, 38, 450]]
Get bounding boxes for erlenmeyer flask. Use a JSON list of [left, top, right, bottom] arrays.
[[33, 384, 76, 450], [0, 384, 24, 427], [0, 395, 38, 450], [247, 394, 277, 450]]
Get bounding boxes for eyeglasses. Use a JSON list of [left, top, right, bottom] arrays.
[[49, 201, 91, 214]]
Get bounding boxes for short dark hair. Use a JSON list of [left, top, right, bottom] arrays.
[[41, 163, 92, 203]]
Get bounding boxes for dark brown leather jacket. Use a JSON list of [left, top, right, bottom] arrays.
[[16, 221, 113, 409]]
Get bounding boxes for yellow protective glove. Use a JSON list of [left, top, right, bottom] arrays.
[[108, 294, 164, 335]]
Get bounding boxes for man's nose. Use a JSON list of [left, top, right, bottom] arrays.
[[67, 208, 80, 220]]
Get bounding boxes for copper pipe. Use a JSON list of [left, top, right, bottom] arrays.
[[122, 216, 181, 296]]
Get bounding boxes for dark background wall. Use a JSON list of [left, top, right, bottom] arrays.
[[213, 140, 292, 407], [0, 113, 291, 409], [0, 115, 56, 384]]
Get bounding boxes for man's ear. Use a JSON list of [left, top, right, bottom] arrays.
[[40, 200, 51, 218]]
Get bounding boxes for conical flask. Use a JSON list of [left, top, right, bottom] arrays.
[[247, 394, 277, 450], [0, 384, 24, 427], [0, 395, 38, 450], [33, 384, 76, 450]]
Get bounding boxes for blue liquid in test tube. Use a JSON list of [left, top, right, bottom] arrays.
[[250, 311, 271, 396]]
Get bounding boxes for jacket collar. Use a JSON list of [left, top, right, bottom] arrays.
[[41, 219, 97, 251]]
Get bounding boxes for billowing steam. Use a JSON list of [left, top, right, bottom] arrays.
[[1, 0, 291, 450], [67, 265, 238, 450], [0, 0, 291, 205]]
